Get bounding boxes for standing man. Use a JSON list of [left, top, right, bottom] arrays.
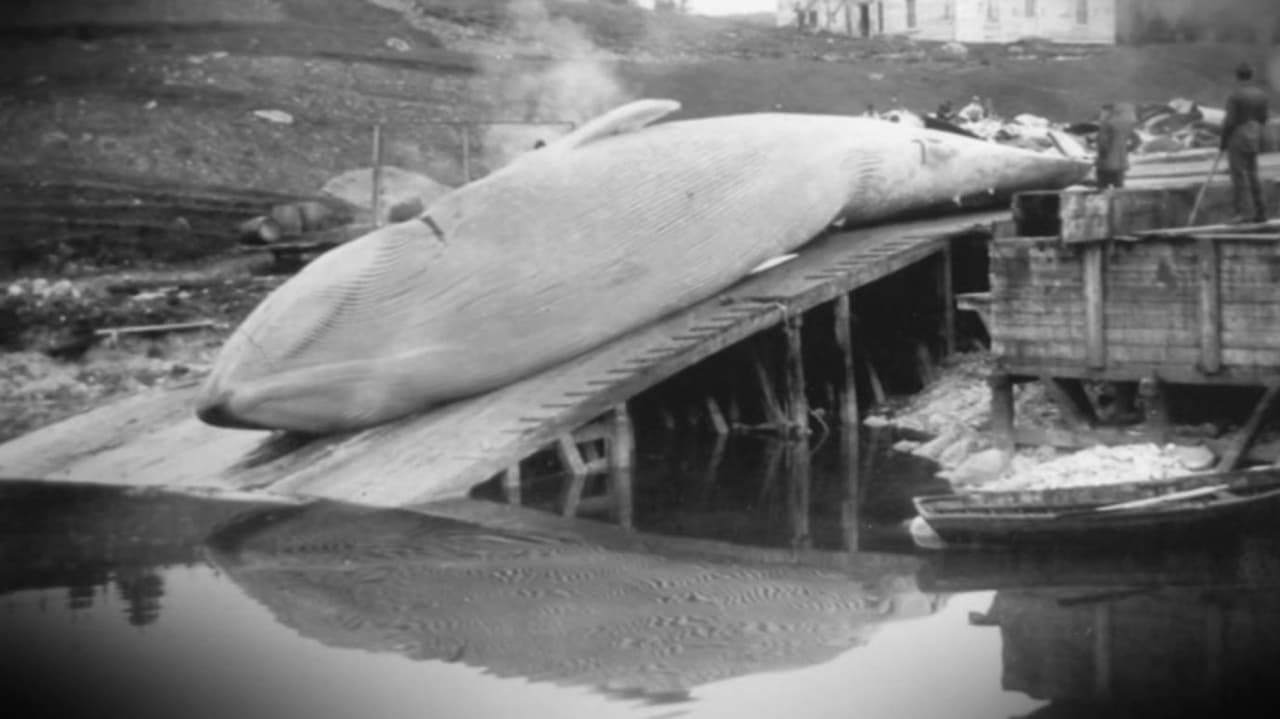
[[1221, 62, 1270, 223], [1095, 102, 1137, 189]]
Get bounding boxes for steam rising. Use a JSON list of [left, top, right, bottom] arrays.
[[478, 0, 635, 172]]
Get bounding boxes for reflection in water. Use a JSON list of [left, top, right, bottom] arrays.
[[207, 503, 932, 698], [2, 427, 1280, 718], [929, 537, 1280, 718]]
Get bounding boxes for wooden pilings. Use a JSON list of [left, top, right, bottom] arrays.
[[938, 242, 956, 357], [556, 403, 636, 529], [833, 293, 860, 427], [782, 314, 810, 437], [990, 373, 1016, 451]]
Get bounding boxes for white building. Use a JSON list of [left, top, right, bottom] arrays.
[[776, 0, 1119, 45]]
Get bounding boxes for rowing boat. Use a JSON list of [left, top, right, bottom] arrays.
[[912, 467, 1280, 548]]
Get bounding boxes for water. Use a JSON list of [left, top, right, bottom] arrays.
[[4, 433, 1280, 719]]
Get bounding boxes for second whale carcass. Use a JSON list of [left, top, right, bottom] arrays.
[[198, 99, 1087, 434]]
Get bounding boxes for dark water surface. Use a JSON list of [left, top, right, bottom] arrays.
[[4, 432, 1280, 719]]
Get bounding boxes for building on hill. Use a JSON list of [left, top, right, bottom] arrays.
[[776, 1, 1119, 45]]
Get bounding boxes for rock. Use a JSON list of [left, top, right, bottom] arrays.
[[386, 197, 425, 223], [1171, 444, 1215, 471], [322, 166, 454, 225], [863, 415, 891, 428], [385, 37, 411, 52], [938, 448, 1009, 486], [912, 426, 962, 461], [938, 436, 979, 469], [253, 109, 294, 124], [40, 130, 71, 148], [893, 439, 922, 453], [938, 41, 968, 60]]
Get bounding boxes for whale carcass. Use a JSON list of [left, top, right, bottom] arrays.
[[198, 99, 1087, 433]]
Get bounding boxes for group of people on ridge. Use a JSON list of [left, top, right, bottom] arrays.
[[1095, 61, 1271, 224]]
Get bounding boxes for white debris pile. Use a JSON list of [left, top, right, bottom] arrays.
[[869, 352, 1060, 437], [978, 443, 1216, 492]]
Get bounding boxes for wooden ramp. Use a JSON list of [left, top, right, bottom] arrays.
[[0, 211, 1005, 506]]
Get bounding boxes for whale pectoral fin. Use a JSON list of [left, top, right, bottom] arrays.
[[547, 99, 682, 152]]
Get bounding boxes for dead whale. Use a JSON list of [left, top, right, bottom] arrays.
[[197, 99, 1087, 433]]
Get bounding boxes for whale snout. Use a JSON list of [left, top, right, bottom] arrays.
[[195, 387, 272, 430]]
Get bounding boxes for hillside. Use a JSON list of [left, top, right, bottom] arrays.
[[3, 0, 1276, 197]]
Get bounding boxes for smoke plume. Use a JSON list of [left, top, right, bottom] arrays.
[[476, 0, 636, 173]]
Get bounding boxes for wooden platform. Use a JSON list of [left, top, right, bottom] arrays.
[[0, 210, 1003, 507]]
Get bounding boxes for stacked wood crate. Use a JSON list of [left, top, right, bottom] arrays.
[[991, 181, 1280, 385]]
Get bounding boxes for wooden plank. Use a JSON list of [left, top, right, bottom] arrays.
[[752, 354, 789, 428], [557, 434, 589, 518], [1059, 190, 1111, 245], [997, 360, 1280, 386], [705, 395, 730, 435], [1198, 237, 1223, 374], [1217, 382, 1280, 471], [1083, 243, 1106, 369]]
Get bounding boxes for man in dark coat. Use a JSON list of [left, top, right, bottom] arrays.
[[1095, 102, 1137, 189], [1221, 62, 1271, 223]]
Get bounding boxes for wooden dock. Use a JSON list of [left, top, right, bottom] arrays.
[[982, 176, 1280, 466], [0, 210, 1004, 507]]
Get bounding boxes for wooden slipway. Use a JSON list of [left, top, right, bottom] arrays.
[[0, 211, 1004, 507]]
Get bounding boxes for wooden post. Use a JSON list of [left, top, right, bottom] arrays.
[[1197, 237, 1222, 374], [839, 427, 860, 552], [705, 395, 730, 435], [1218, 381, 1280, 471], [1083, 243, 1107, 370], [786, 438, 812, 549], [756, 439, 786, 505], [371, 124, 384, 227], [783, 314, 810, 436], [700, 434, 727, 506], [1093, 603, 1113, 702], [501, 463, 522, 505], [914, 340, 936, 387], [990, 373, 1015, 451], [833, 293, 860, 426], [557, 434, 589, 518], [607, 403, 635, 530], [938, 243, 956, 357], [1138, 376, 1171, 443]]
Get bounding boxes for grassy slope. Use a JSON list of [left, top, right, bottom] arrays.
[[2, 0, 1276, 196]]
